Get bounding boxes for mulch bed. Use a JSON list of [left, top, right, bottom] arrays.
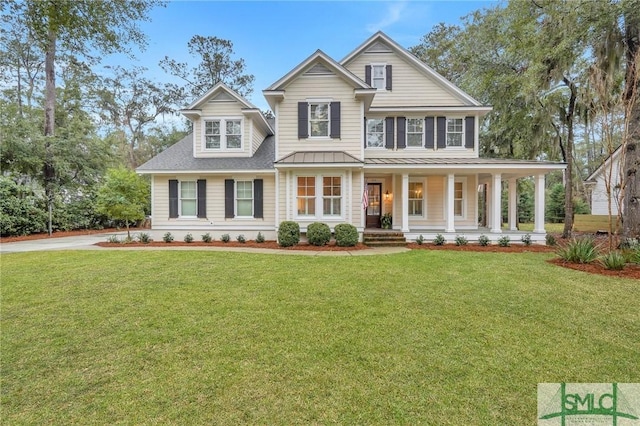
[[407, 243, 555, 253], [547, 258, 640, 280]]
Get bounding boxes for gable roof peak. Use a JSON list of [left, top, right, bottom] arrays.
[[184, 82, 257, 111]]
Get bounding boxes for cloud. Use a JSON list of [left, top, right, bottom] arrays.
[[366, 1, 408, 33]]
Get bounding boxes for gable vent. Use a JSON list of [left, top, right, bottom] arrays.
[[365, 41, 392, 53], [305, 63, 334, 75], [208, 91, 236, 102]]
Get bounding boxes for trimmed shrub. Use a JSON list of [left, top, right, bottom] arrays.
[[599, 251, 626, 270], [478, 235, 490, 246], [107, 235, 121, 244], [433, 234, 446, 246], [0, 177, 47, 236], [137, 232, 152, 244], [546, 234, 557, 246], [162, 232, 174, 243], [498, 236, 511, 247], [184, 233, 194, 243], [220, 233, 230, 243], [201, 233, 212, 243], [521, 233, 532, 246], [415, 234, 425, 245], [334, 223, 358, 247], [256, 232, 265, 243], [307, 222, 331, 246], [556, 238, 599, 264], [236, 234, 246, 243], [455, 235, 468, 246], [278, 221, 300, 247]]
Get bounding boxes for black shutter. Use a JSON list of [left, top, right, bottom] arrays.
[[225, 179, 234, 218], [197, 179, 206, 218], [465, 116, 475, 149], [298, 102, 308, 138], [365, 65, 372, 85], [169, 179, 178, 218], [330, 102, 341, 138], [437, 116, 446, 149], [254, 179, 263, 219], [425, 117, 435, 149], [385, 117, 394, 149], [364, 117, 367, 148], [397, 116, 406, 149], [386, 65, 392, 90]]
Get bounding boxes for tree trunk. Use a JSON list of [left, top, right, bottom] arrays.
[[562, 78, 577, 239], [44, 24, 56, 235], [623, 11, 640, 239]]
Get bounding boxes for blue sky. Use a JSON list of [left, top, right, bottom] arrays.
[[107, 0, 498, 112]]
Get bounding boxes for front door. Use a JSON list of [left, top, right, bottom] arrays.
[[366, 183, 382, 228]]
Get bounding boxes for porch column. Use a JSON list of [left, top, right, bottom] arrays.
[[275, 171, 280, 226], [360, 172, 366, 229], [401, 173, 409, 232], [491, 173, 502, 233], [508, 178, 518, 231], [446, 173, 455, 233], [534, 174, 546, 234]]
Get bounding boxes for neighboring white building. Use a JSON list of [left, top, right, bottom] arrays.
[[585, 146, 622, 216]]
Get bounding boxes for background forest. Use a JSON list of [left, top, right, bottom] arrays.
[[1, 0, 638, 238]]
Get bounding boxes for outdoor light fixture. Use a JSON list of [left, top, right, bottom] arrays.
[[384, 190, 391, 201]]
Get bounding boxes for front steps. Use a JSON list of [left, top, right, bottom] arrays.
[[363, 230, 407, 247]]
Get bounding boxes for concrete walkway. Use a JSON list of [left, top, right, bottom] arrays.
[[0, 232, 409, 256]]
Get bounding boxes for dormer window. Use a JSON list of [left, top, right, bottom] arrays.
[[203, 118, 243, 150]]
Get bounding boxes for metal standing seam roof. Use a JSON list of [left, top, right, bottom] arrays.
[[276, 151, 364, 164], [364, 157, 564, 166], [136, 133, 275, 172]]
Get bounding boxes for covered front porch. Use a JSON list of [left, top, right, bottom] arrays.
[[361, 159, 566, 243]]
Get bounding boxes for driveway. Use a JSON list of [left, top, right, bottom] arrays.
[[0, 232, 128, 253]]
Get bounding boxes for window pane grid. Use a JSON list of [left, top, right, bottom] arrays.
[[310, 103, 329, 137], [180, 181, 197, 216], [372, 65, 385, 89], [236, 181, 253, 216], [367, 119, 384, 148], [204, 119, 241, 149], [447, 118, 463, 147], [454, 182, 463, 216], [407, 118, 423, 147], [408, 182, 423, 216], [322, 177, 341, 216], [297, 177, 316, 216]]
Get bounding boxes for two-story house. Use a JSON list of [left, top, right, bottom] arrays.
[[137, 32, 565, 243]]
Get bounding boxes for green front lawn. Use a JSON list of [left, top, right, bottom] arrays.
[[2, 251, 638, 424]]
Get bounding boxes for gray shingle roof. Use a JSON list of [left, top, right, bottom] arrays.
[[136, 133, 275, 173]]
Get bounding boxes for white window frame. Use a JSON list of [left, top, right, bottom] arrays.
[[406, 118, 424, 148], [202, 117, 243, 150], [179, 180, 197, 218], [454, 177, 467, 219], [322, 176, 342, 217], [366, 118, 385, 148], [308, 102, 330, 138], [296, 176, 316, 217], [408, 179, 425, 217], [446, 117, 464, 148], [371, 64, 386, 91], [235, 180, 253, 218], [295, 173, 344, 219]]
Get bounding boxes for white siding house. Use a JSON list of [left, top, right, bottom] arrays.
[[138, 32, 566, 243]]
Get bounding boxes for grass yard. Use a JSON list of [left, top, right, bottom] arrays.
[[2, 250, 638, 425]]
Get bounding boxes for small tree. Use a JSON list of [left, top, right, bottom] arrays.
[[96, 168, 149, 239]]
